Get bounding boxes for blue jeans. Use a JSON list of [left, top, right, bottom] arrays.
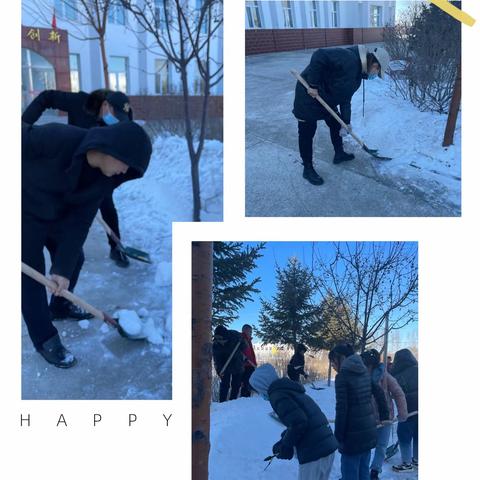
[[398, 415, 418, 464], [341, 451, 371, 480], [370, 424, 392, 472]]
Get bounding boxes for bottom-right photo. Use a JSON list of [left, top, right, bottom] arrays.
[[192, 241, 418, 480]]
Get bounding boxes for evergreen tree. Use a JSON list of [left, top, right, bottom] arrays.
[[257, 257, 320, 348], [212, 242, 265, 328]]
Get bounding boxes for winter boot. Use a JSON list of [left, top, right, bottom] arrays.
[[370, 469, 380, 479], [392, 463, 413, 472], [50, 297, 94, 321], [110, 245, 130, 268], [37, 334, 77, 368], [333, 150, 355, 164], [302, 162, 324, 186]]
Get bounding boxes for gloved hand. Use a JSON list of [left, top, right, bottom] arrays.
[[340, 124, 352, 137], [272, 440, 294, 460]]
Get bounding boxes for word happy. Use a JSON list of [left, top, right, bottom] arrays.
[[19, 413, 173, 428]]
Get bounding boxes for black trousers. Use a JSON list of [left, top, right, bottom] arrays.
[[99, 193, 120, 249], [240, 365, 256, 397], [219, 371, 242, 403], [22, 215, 84, 348], [298, 116, 343, 165]]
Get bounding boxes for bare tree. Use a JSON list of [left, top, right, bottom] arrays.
[[312, 242, 418, 353], [121, 0, 223, 221], [25, 0, 115, 88]]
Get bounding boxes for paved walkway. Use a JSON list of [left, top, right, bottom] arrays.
[[246, 49, 457, 217]]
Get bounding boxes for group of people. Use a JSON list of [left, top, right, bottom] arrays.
[[22, 88, 152, 368], [213, 328, 418, 480]]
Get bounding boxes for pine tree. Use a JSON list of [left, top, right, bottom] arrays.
[[212, 242, 265, 328], [256, 257, 320, 348]]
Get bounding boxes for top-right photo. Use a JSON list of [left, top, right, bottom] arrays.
[[245, 0, 461, 217]]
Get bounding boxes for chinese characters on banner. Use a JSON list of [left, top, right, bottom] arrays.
[[26, 28, 61, 44]]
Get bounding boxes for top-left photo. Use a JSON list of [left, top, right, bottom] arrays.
[[21, 0, 223, 400]]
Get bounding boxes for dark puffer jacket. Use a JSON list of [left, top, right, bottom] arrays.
[[334, 354, 377, 455], [269, 378, 338, 464], [391, 349, 418, 415], [22, 121, 152, 278], [212, 329, 246, 376], [293, 46, 363, 123], [287, 351, 306, 382]]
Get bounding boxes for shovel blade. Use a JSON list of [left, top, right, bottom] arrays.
[[362, 145, 392, 161], [124, 246, 152, 264], [103, 311, 147, 341]]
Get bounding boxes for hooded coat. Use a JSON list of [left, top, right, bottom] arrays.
[[391, 349, 418, 415], [334, 354, 378, 455], [293, 45, 367, 124], [250, 365, 338, 465], [287, 348, 307, 382], [22, 121, 151, 278], [212, 328, 246, 376]]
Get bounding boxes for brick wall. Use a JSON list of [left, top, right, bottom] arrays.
[[129, 95, 223, 121], [245, 28, 385, 55]]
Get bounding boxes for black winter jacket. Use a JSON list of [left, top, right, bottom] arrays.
[[391, 349, 418, 415], [269, 378, 338, 464], [22, 90, 99, 128], [212, 330, 246, 376], [293, 46, 363, 123], [287, 352, 306, 381], [334, 354, 377, 455], [22, 121, 151, 278]]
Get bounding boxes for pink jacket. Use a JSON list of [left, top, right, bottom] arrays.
[[372, 371, 408, 422]]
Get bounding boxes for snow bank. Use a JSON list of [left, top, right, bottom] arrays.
[[113, 134, 223, 344], [209, 381, 417, 480], [347, 75, 460, 209]]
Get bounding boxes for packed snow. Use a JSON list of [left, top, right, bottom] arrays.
[[209, 381, 418, 480], [347, 74, 460, 210]]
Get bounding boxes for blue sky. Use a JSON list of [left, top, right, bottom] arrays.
[[228, 242, 418, 345]]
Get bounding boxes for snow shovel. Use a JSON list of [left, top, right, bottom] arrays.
[[218, 339, 242, 376], [263, 453, 278, 471], [290, 70, 392, 161], [96, 215, 152, 264], [21, 262, 147, 341], [310, 382, 326, 390]]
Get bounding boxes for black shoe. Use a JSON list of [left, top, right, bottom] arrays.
[[370, 469, 380, 479], [50, 297, 94, 321], [392, 463, 413, 472], [110, 246, 130, 268], [333, 150, 355, 164], [302, 164, 324, 186], [37, 334, 77, 368]]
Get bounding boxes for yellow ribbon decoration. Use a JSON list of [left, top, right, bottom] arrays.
[[429, 0, 476, 26]]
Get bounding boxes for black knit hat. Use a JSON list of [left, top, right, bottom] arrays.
[[328, 343, 354, 361], [361, 349, 381, 367]]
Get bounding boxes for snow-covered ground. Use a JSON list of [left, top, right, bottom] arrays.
[[347, 75, 461, 210], [209, 381, 418, 480]]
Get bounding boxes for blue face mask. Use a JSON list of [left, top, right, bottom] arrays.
[[368, 73, 378, 80], [102, 113, 119, 125]]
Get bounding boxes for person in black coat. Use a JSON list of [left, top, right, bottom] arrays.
[[250, 364, 338, 480], [287, 343, 309, 382], [22, 89, 132, 270], [391, 349, 418, 472], [328, 344, 389, 480], [22, 121, 152, 368], [212, 326, 246, 402], [293, 45, 390, 186]]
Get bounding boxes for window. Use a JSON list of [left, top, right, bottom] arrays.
[[310, 1, 319, 28], [155, 0, 169, 31], [109, 56, 129, 92], [55, 0, 77, 21], [246, 1, 262, 29], [331, 1, 339, 27], [155, 59, 170, 94], [69, 53, 81, 92], [22, 49, 56, 110], [108, 1, 126, 25], [370, 5, 383, 27], [282, 1, 294, 28]]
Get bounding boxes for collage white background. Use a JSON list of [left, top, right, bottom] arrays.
[[1, 0, 480, 478]]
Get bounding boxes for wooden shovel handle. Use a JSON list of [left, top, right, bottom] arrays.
[[21, 262, 105, 321], [290, 70, 366, 148], [96, 215, 122, 247]]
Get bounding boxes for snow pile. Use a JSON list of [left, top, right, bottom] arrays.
[[347, 75, 460, 209], [115, 308, 164, 345], [113, 134, 223, 345], [209, 382, 417, 480]]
